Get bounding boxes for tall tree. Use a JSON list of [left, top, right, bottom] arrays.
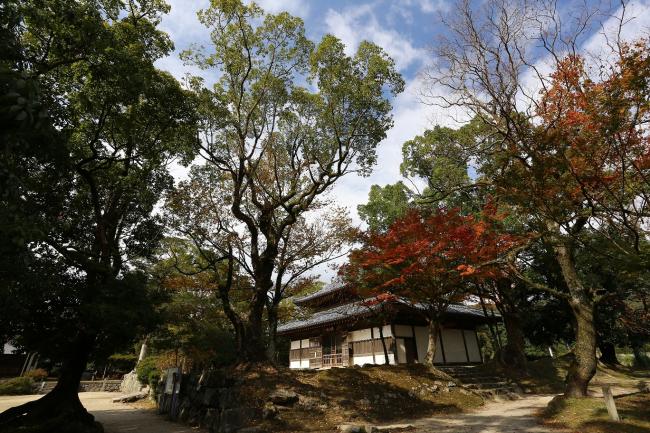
[[178, 0, 403, 362], [165, 165, 358, 362], [0, 1, 196, 431], [429, 0, 650, 397]]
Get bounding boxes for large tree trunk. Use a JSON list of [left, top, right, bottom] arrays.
[[548, 222, 597, 397], [266, 303, 279, 363], [240, 284, 269, 363], [565, 300, 597, 397], [501, 311, 528, 371], [630, 335, 649, 368], [0, 335, 101, 433], [424, 320, 440, 366], [598, 341, 620, 365]]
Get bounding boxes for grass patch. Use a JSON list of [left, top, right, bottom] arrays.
[[541, 392, 650, 433], [0, 377, 35, 395]]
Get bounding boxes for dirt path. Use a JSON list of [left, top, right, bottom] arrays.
[[390, 394, 554, 433], [0, 392, 204, 433], [380, 395, 556, 433]]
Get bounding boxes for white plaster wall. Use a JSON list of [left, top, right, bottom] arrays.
[[300, 359, 310, 368], [301, 338, 310, 348], [464, 330, 482, 362], [375, 325, 392, 338], [442, 329, 468, 363], [352, 353, 395, 366], [348, 325, 392, 342], [394, 325, 414, 337], [290, 360, 301, 369], [290, 340, 301, 350]]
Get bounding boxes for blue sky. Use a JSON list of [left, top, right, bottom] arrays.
[[156, 0, 650, 279]]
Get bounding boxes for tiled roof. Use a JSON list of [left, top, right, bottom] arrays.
[[293, 279, 346, 305], [278, 301, 380, 334], [277, 298, 498, 335]]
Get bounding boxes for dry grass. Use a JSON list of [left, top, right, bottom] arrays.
[[541, 392, 650, 433], [480, 354, 650, 394], [232, 364, 484, 432]]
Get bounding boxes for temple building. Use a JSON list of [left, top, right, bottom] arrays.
[[277, 281, 498, 369]]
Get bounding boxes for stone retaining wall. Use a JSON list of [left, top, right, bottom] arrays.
[[156, 371, 262, 433], [37, 379, 122, 394]]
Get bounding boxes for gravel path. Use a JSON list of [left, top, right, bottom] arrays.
[[379, 395, 556, 433], [0, 392, 204, 433]]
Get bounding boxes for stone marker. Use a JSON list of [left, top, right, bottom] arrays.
[[112, 391, 148, 403], [601, 385, 620, 422]]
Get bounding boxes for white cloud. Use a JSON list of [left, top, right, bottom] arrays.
[[416, 0, 450, 14], [328, 75, 462, 226], [160, 0, 210, 46], [517, 0, 650, 111], [324, 4, 426, 71], [582, 0, 650, 60], [254, 0, 310, 18]]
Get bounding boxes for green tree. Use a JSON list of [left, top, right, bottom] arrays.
[[165, 164, 358, 362], [0, 1, 196, 431], [149, 239, 239, 368], [401, 120, 486, 209], [177, 0, 403, 362], [357, 182, 411, 232]]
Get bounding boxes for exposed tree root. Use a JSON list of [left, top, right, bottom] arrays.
[[0, 392, 103, 433]]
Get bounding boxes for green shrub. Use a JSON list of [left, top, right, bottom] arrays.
[[136, 356, 161, 388], [0, 377, 35, 395]]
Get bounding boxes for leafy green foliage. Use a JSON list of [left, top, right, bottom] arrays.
[[1, 2, 197, 414], [358, 182, 412, 232], [136, 356, 162, 388], [0, 377, 34, 396]]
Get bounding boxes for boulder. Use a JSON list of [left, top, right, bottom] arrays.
[[262, 402, 278, 420], [338, 424, 366, 433], [203, 387, 220, 407], [219, 407, 262, 433], [202, 408, 218, 429], [218, 387, 236, 409], [268, 389, 299, 405]]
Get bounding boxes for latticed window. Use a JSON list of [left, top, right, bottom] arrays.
[[351, 337, 393, 355]]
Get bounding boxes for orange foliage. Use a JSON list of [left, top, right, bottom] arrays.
[[344, 203, 521, 305], [534, 42, 650, 213]]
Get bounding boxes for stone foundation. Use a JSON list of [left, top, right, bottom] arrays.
[[156, 371, 263, 433]]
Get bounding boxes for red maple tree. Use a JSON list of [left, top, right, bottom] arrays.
[[343, 203, 520, 365]]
